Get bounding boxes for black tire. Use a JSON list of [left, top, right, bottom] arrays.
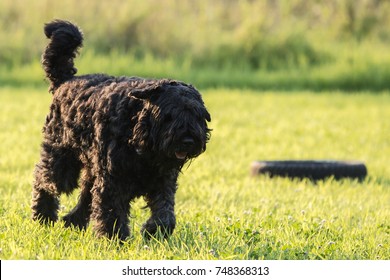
[[251, 160, 367, 181]]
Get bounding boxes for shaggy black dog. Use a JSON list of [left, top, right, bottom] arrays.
[[31, 20, 211, 241]]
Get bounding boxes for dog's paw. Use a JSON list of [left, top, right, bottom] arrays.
[[62, 213, 89, 230], [141, 217, 176, 239], [32, 212, 58, 225]]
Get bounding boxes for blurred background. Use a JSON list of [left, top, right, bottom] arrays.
[[1, 0, 390, 90]]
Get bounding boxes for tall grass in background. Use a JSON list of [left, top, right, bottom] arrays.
[[1, 0, 390, 90], [2, 42, 390, 91]]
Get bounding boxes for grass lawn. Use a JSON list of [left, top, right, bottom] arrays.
[[0, 86, 389, 259]]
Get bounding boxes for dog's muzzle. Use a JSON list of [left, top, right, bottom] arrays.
[[175, 137, 197, 160]]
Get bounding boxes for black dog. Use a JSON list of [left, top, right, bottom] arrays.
[[31, 20, 211, 241]]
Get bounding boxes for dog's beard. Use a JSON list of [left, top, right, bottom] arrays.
[[134, 134, 204, 168], [161, 121, 209, 162], [170, 133, 207, 161]]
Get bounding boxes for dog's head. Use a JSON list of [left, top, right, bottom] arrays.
[[131, 79, 211, 167]]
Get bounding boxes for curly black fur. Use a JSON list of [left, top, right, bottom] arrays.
[[31, 20, 211, 241]]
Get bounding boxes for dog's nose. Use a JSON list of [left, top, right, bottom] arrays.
[[182, 137, 195, 147]]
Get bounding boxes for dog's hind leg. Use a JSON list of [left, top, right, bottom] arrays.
[[63, 168, 94, 230], [32, 144, 82, 224]]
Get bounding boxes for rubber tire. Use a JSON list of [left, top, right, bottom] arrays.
[[251, 160, 367, 181]]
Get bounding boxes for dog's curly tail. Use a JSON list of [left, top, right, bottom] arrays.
[[42, 20, 83, 92]]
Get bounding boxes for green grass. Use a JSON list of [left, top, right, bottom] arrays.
[[0, 86, 389, 259], [3, 42, 390, 91], [3, 1, 390, 91]]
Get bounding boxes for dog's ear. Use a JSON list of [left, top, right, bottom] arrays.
[[131, 88, 154, 100], [130, 79, 170, 100], [130, 107, 152, 154]]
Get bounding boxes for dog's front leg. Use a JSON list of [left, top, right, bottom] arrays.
[[91, 177, 131, 241], [141, 183, 177, 239]]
